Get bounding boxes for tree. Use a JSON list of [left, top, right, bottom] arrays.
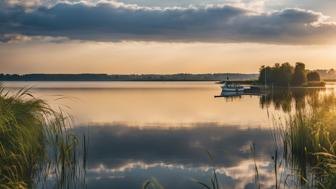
[[258, 65, 272, 85], [258, 63, 293, 86], [307, 71, 321, 81], [258, 62, 311, 86], [291, 62, 307, 86], [278, 63, 293, 86], [328, 69, 335, 75]]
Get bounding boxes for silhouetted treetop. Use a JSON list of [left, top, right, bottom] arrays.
[[258, 62, 321, 87], [307, 71, 321, 81]]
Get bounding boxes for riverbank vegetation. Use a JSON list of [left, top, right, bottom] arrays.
[[273, 93, 336, 188], [0, 88, 86, 189], [258, 63, 325, 87], [143, 89, 336, 189], [4, 85, 335, 189]]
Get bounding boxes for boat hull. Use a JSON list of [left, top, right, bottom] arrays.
[[221, 87, 245, 92]]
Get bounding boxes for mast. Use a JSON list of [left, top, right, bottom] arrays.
[[264, 68, 267, 89]]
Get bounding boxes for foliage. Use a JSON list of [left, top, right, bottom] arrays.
[[258, 63, 294, 86], [291, 62, 307, 86], [0, 87, 86, 189], [279, 94, 336, 188], [307, 71, 321, 81], [258, 62, 316, 87]]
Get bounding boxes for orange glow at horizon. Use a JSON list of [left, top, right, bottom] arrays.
[[1, 41, 336, 74]]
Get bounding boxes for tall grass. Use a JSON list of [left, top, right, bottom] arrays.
[[142, 178, 164, 189], [278, 93, 336, 188], [0, 87, 86, 189], [142, 93, 336, 189]]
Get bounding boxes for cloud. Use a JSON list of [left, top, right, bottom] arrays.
[[72, 123, 275, 169], [0, 0, 335, 44], [0, 33, 32, 43], [85, 164, 241, 189], [72, 123, 276, 189], [4, 0, 45, 7], [0, 33, 68, 43]]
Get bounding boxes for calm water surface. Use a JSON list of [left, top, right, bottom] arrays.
[[3, 81, 336, 189]]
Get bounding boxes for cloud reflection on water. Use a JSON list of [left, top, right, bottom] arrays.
[[73, 123, 277, 189]]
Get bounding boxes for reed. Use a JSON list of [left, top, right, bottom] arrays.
[[279, 93, 336, 188], [0, 87, 86, 189], [142, 177, 164, 189], [192, 167, 220, 189]]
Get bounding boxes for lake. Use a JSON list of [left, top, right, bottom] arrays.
[[3, 81, 336, 189]]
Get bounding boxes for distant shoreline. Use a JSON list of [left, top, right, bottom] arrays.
[[1, 80, 222, 82], [0, 73, 258, 82]]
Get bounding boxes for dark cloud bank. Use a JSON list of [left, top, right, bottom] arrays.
[[0, 0, 336, 44]]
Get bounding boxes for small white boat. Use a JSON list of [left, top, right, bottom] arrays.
[[221, 82, 245, 92]]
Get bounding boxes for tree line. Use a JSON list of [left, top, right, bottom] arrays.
[[0, 73, 257, 81], [258, 62, 321, 86]]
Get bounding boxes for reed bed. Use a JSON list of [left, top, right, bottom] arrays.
[[142, 93, 336, 189], [0, 87, 86, 189], [278, 93, 336, 188]]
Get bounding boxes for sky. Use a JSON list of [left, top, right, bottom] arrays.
[[1, 0, 336, 74]]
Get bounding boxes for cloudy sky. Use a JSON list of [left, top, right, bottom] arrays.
[[1, 0, 336, 74]]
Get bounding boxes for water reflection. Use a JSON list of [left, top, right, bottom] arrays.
[[3, 82, 271, 127], [259, 88, 325, 112], [218, 87, 327, 112], [3, 82, 336, 189], [73, 124, 275, 189]]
